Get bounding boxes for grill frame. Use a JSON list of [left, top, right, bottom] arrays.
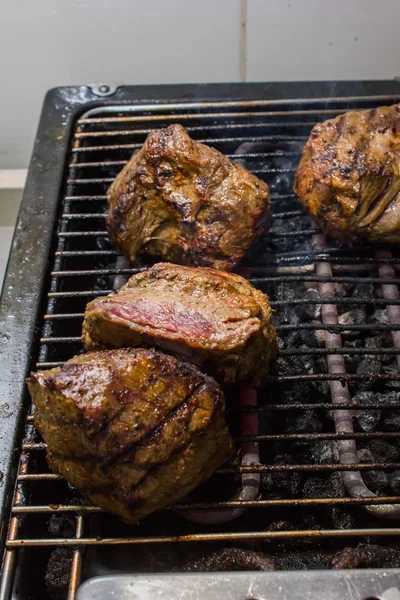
[[3, 81, 400, 597]]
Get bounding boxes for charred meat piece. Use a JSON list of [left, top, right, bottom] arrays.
[[294, 104, 400, 243], [82, 263, 276, 385], [332, 543, 400, 569], [27, 348, 234, 523], [107, 124, 271, 271], [177, 548, 277, 572]]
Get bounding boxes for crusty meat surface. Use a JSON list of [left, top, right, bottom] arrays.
[[82, 263, 276, 385], [106, 124, 271, 271], [27, 348, 234, 522], [294, 104, 400, 243]]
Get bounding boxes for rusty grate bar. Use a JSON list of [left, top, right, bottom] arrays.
[[67, 515, 84, 600], [11, 496, 400, 514], [77, 107, 351, 124], [7, 528, 400, 548]]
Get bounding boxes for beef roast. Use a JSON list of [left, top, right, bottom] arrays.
[[27, 348, 233, 522], [294, 103, 400, 243], [107, 124, 271, 271], [82, 263, 276, 385]]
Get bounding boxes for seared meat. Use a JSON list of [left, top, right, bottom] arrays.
[[107, 124, 271, 271], [294, 104, 400, 243], [27, 348, 233, 522], [82, 263, 276, 385]]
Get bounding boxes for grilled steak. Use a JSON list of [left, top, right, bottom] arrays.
[[294, 104, 400, 243], [27, 348, 233, 522], [82, 263, 276, 385], [107, 124, 271, 271]]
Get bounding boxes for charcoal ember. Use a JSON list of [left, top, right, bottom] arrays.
[[352, 391, 381, 432], [273, 550, 333, 570], [271, 455, 303, 497], [352, 283, 374, 299], [96, 236, 113, 250], [274, 284, 298, 324], [282, 330, 302, 348], [331, 506, 356, 530], [364, 335, 392, 363], [272, 354, 317, 404], [45, 547, 73, 600], [382, 366, 400, 391], [301, 512, 321, 530], [374, 391, 399, 406], [47, 514, 76, 537], [357, 448, 374, 463], [342, 351, 359, 374], [369, 309, 389, 325], [261, 472, 275, 494], [378, 392, 400, 430], [338, 308, 366, 337], [286, 411, 323, 434], [267, 519, 293, 532], [367, 439, 399, 463], [302, 473, 344, 499], [94, 276, 110, 291], [389, 471, 400, 494], [299, 321, 325, 347], [332, 543, 400, 569], [382, 410, 400, 431], [313, 356, 330, 376], [356, 358, 381, 390], [298, 288, 321, 321], [362, 469, 388, 494], [334, 283, 352, 298], [358, 448, 388, 493], [257, 411, 275, 437], [273, 381, 315, 406], [269, 172, 293, 194], [306, 440, 334, 464], [177, 548, 277, 571]]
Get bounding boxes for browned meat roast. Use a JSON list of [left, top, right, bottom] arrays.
[[294, 104, 400, 243], [106, 124, 271, 271], [27, 348, 234, 522], [82, 263, 276, 385]]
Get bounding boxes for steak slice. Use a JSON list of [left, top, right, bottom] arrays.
[[27, 348, 233, 523], [106, 124, 271, 271], [294, 103, 400, 243], [82, 263, 276, 385]]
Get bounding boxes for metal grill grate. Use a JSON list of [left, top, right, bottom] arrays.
[[3, 94, 400, 598]]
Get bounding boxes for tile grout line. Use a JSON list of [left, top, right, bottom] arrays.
[[240, 0, 247, 82]]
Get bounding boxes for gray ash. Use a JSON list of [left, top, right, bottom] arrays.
[[45, 548, 73, 600]]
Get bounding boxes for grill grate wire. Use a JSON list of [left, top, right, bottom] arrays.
[[2, 97, 400, 598]]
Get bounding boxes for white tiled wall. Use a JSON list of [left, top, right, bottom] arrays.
[[0, 189, 23, 289], [246, 0, 400, 82], [0, 0, 241, 169], [1, 0, 400, 169]]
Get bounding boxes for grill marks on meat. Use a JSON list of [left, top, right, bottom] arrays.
[[294, 104, 400, 243], [82, 263, 276, 385], [27, 348, 234, 522], [107, 124, 271, 271]]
